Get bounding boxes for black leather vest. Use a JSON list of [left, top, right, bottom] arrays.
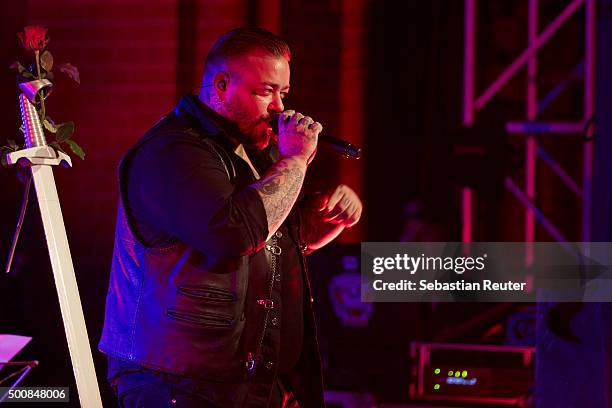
[[99, 97, 324, 407]]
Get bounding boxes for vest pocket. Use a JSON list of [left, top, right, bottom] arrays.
[[176, 285, 236, 304], [166, 308, 233, 329]]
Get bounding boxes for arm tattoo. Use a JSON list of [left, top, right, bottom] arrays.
[[260, 175, 282, 195], [254, 158, 306, 236]]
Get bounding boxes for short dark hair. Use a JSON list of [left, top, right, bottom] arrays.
[[204, 27, 291, 71]]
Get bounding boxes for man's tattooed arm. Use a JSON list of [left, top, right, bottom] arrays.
[[253, 156, 307, 240]]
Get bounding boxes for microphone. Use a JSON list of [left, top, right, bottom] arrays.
[[270, 116, 362, 159]]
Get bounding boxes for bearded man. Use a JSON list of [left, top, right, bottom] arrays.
[[99, 27, 362, 408]]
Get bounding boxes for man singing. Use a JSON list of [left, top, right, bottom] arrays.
[[99, 27, 362, 407]]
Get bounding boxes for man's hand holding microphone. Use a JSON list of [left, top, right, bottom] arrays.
[[276, 110, 322, 166]]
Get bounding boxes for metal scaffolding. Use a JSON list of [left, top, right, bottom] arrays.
[[462, 0, 596, 250]]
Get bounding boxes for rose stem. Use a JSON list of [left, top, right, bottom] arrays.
[[34, 50, 46, 119]]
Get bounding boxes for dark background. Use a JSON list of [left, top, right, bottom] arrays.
[[0, 0, 595, 406]]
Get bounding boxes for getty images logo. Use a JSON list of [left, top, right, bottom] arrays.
[[372, 253, 488, 275]]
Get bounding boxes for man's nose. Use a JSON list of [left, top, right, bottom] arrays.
[[269, 93, 284, 113]]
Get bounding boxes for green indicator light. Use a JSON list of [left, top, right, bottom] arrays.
[[434, 368, 441, 375], [434, 384, 440, 390], [455, 371, 461, 377], [448, 371, 454, 376], [462, 370, 468, 378]]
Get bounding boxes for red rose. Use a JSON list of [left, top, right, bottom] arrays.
[[17, 26, 49, 51]]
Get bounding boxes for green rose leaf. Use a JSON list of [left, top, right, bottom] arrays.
[[56, 121, 75, 142], [43, 118, 57, 133], [9, 61, 25, 73], [65, 139, 85, 160], [57, 63, 80, 84], [40, 50, 53, 71]]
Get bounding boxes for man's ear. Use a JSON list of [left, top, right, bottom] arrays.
[[213, 72, 230, 97]]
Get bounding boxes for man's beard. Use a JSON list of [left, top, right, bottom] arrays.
[[228, 109, 273, 149]]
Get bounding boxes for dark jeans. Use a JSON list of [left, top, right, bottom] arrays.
[[112, 370, 217, 408], [112, 369, 299, 408]]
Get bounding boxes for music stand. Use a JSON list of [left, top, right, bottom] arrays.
[[0, 334, 36, 403], [0, 361, 39, 402]]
